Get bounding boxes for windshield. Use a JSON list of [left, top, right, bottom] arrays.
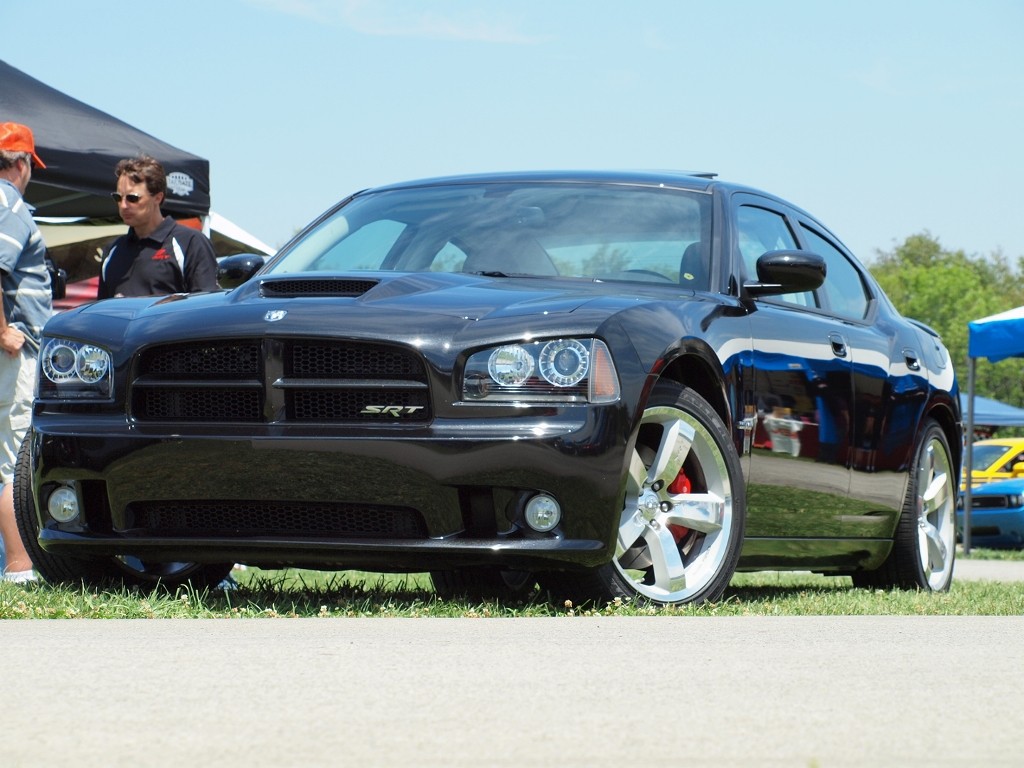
[[265, 182, 712, 286]]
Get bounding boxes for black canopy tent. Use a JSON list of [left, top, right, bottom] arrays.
[[0, 58, 210, 219]]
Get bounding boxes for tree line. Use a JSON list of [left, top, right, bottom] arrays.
[[868, 232, 1024, 409]]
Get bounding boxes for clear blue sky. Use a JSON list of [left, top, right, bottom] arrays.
[[6, 0, 1022, 263]]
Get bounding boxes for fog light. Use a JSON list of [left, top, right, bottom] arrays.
[[47, 486, 79, 523], [525, 494, 561, 532]]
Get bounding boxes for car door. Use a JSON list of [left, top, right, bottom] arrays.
[[795, 219, 919, 529], [733, 197, 857, 538]]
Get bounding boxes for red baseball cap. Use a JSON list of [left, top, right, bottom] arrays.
[[0, 122, 46, 168]]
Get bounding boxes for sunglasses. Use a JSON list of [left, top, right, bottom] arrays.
[[111, 192, 145, 204]]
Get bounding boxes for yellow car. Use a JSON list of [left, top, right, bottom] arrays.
[[963, 438, 1024, 489]]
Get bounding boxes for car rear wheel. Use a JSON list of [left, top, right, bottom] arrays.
[[13, 439, 234, 591], [544, 382, 745, 605], [852, 419, 956, 591]]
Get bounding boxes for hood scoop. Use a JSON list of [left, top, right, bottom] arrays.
[[260, 278, 379, 299]]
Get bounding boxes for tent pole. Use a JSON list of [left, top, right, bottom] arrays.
[[963, 357, 975, 556]]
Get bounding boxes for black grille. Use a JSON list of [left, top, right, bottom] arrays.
[[130, 338, 430, 423], [140, 342, 261, 378], [291, 343, 422, 377], [139, 387, 263, 421], [122, 500, 428, 539], [261, 279, 378, 297]]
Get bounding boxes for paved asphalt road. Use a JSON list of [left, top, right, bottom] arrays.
[[954, 554, 1024, 582], [4, 559, 1022, 767]]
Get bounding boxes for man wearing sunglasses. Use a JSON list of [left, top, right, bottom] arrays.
[[98, 155, 218, 300], [0, 123, 52, 583]]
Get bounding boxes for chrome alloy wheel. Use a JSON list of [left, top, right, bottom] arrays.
[[614, 403, 736, 603], [915, 433, 956, 590]]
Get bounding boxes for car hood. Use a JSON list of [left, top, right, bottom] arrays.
[[45, 271, 691, 352]]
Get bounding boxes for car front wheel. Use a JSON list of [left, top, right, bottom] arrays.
[[544, 382, 745, 605]]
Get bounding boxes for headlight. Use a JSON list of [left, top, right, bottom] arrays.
[[538, 339, 589, 387], [487, 345, 535, 386], [463, 338, 620, 404], [38, 338, 113, 400]]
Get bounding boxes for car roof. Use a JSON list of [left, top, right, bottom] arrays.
[[366, 169, 724, 194], [361, 169, 828, 228]]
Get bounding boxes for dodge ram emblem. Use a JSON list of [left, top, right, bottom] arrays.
[[264, 310, 287, 322]]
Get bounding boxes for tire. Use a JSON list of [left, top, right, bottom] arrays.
[[13, 439, 234, 591], [543, 382, 745, 605], [852, 419, 956, 591], [431, 567, 536, 601]]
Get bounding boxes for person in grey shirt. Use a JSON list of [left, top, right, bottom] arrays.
[[0, 122, 52, 583]]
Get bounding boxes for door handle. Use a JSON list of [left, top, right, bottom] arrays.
[[902, 347, 921, 371], [828, 332, 847, 358]]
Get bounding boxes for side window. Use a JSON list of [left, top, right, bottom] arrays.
[[737, 205, 814, 307], [800, 225, 870, 320]]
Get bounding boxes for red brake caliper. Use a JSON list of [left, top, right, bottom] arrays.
[[667, 469, 691, 544]]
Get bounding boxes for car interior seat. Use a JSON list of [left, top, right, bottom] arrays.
[[679, 241, 709, 290], [462, 232, 558, 276]]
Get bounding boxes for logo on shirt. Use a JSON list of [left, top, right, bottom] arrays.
[[152, 247, 171, 261], [166, 172, 195, 197]]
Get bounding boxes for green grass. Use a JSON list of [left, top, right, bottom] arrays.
[[2, 558, 1022, 619]]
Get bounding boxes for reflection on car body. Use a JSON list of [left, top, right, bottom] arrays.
[[17, 171, 962, 604]]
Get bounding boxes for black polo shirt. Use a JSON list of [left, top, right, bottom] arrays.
[[98, 216, 219, 299]]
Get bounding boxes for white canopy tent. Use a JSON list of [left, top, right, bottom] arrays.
[[207, 212, 276, 256], [962, 305, 1024, 553]]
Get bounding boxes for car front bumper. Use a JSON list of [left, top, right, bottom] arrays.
[[28, 407, 631, 572]]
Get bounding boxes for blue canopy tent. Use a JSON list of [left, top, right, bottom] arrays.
[[958, 393, 1024, 428], [963, 306, 1024, 552]]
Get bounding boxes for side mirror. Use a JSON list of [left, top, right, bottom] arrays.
[[1012, 462, 1024, 475], [744, 250, 826, 297], [217, 253, 265, 289]]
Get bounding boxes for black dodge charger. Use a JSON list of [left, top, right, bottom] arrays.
[[16, 171, 962, 604]]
